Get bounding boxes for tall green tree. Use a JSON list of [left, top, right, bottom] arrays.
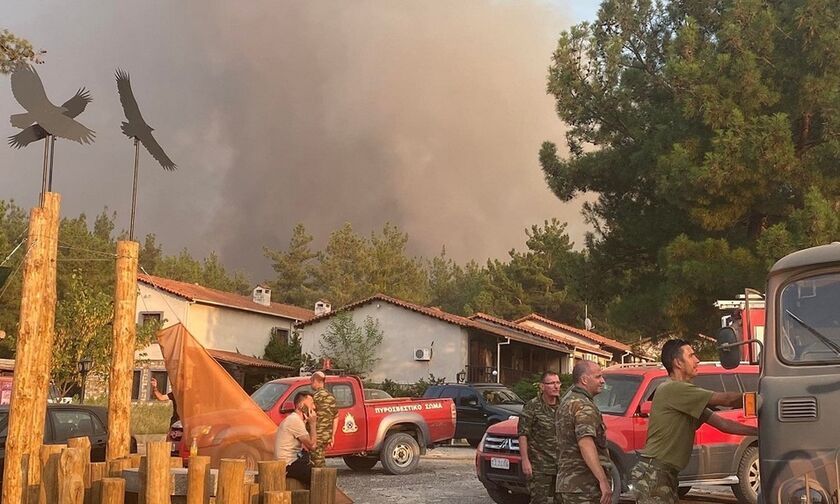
[[318, 312, 383, 377], [264, 224, 318, 307], [0, 29, 43, 73], [541, 0, 840, 340]]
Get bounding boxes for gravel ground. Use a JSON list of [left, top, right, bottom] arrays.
[[329, 447, 739, 504]]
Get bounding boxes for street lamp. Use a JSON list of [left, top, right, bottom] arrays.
[[77, 357, 92, 404]]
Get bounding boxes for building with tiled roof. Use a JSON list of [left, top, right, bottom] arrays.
[[296, 293, 575, 385], [129, 274, 310, 400]]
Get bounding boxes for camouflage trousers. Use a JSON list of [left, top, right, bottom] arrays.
[[630, 458, 680, 504], [555, 492, 602, 504], [310, 440, 329, 468], [528, 473, 556, 504]]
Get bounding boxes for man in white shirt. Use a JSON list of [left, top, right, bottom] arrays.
[[275, 391, 318, 483]]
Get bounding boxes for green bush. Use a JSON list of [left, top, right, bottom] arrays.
[[511, 373, 573, 402], [367, 374, 447, 398]]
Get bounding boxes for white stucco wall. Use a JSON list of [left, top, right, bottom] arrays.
[[299, 302, 469, 384], [136, 284, 297, 359]]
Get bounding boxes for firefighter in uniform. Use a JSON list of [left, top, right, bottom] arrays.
[[518, 371, 562, 504], [310, 371, 338, 468], [555, 361, 612, 504]]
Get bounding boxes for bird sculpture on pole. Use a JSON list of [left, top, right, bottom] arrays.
[[115, 68, 177, 241], [7, 64, 95, 201]]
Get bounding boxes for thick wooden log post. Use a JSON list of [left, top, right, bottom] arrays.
[[39, 443, 65, 504], [58, 447, 85, 504], [309, 468, 336, 504], [28, 193, 61, 493], [100, 478, 126, 504], [186, 455, 211, 504], [290, 490, 310, 504], [258, 460, 287, 496], [67, 437, 91, 498], [244, 482, 259, 504], [107, 240, 139, 460], [265, 491, 292, 504], [217, 459, 246, 504], [89, 462, 106, 504], [128, 454, 142, 468], [107, 457, 131, 478], [145, 441, 170, 504], [170, 456, 184, 468], [1, 206, 48, 504]]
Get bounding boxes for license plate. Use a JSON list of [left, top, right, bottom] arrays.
[[490, 457, 510, 470]]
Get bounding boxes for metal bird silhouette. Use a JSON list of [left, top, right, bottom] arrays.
[[9, 65, 95, 144], [8, 88, 92, 149], [115, 69, 176, 170]]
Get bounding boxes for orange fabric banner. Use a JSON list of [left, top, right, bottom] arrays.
[[157, 323, 277, 467]]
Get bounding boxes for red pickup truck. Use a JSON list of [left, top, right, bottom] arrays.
[[247, 375, 456, 474], [476, 363, 760, 504]]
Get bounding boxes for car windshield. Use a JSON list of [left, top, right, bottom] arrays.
[[779, 273, 840, 364], [479, 387, 524, 405], [251, 382, 291, 411], [594, 374, 643, 415]]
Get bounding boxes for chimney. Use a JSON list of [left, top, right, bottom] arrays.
[[252, 285, 271, 306], [315, 300, 332, 316]]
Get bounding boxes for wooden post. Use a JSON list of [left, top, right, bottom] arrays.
[[243, 482, 259, 504], [309, 468, 336, 504], [28, 192, 61, 494], [107, 457, 131, 478], [217, 459, 246, 504], [290, 490, 310, 504], [145, 441, 170, 504], [66, 437, 91, 498], [107, 240, 139, 460], [58, 447, 85, 504], [2, 206, 48, 504], [186, 456, 211, 504], [265, 491, 292, 504], [258, 460, 287, 496], [170, 456, 184, 468], [88, 462, 106, 504], [128, 454, 142, 468], [39, 444, 65, 504], [100, 478, 125, 504]]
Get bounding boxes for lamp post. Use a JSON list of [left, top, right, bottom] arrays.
[[78, 357, 92, 404]]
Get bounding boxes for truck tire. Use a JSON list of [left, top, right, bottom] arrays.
[[379, 432, 420, 475], [343, 455, 379, 471], [485, 486, 528, 504], [732, 446, 759, 504]]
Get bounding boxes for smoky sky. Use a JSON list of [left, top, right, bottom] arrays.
[[1, 1, 594, 280]]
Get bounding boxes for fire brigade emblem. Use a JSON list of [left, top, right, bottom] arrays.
[[342, 413, 358, 434]]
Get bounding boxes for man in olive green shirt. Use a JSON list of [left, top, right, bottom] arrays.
[[630, 339, 758, 503], [518, 371, 562, 504]]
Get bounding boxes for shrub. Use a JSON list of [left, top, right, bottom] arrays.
[[511, 373, 572, 402]]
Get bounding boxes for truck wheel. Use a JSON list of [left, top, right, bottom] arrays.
[[467, 438, 482, 448], [379, 432, 420, 475], [732, 446, 759, 504], [678, 486, 692, 497], [343, 455, 378, 471], [485, 486, 528, 504]]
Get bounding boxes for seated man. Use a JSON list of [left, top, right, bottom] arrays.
[[275, 391, 318, 484]]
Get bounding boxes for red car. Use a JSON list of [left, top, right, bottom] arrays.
[[476, 362, 760, 504]]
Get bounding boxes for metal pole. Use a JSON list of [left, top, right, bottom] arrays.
[[80, 372, 87, 404], [47, 135, 56, 192], [40, 135, 51, 205], [129, 138, 140, 241]]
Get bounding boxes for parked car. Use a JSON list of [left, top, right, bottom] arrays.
[[0, 404, 138, 474], [180, 375, 457, 474], [363, 388, 393, 400], [475, 362, 760, 504], [423, 383, 524, 447]]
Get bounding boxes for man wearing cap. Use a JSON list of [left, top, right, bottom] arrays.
[[310, 371, 338, 468]]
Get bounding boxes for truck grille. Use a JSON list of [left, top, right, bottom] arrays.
[[778, 397, 818, 422], [483, 435, 519, 454]]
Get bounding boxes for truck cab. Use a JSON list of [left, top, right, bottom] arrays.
[[717, 242, 840, 504]]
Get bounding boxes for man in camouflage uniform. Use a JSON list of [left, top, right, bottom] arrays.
[[555, 360, 612, 504], [310, 371, 338, 468], [518, 371, 562, 504], [630, 340, 757, 503]]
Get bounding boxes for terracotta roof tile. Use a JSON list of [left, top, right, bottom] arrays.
[[470, 313, 611, 358], [138, 274, 314, 321], [207, 348, 296, 370], [514, 313, 631, 352]]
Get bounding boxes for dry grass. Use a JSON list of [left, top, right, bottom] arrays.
[[86, 396, 173, 435]]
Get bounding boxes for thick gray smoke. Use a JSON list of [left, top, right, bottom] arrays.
[[0, 1, 590, 279]]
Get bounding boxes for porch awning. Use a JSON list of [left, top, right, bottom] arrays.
[[470, 320, 572, 354], [206, 349, 296, 371]]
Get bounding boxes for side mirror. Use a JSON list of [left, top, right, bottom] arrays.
[[638, 401, 653, 418], [279, 401, 295, 413], [717, 326, 743, 370]]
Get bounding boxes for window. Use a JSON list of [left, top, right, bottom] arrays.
[[594, 374, 643, 415], [139, 312, 163, 325], [271, 327, 290, 345], [458, 389, 480, 407], [252, 383, 291, 411], [692, 374, 725, 393], [151, 371, 169, 394], [131, 370, 142, 400], [51, 410, 105, 442], [329, 384, 355, 408], [720, 374, 740, 393], [779, 272, 840, 364], [738, 374, 759, 393]]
